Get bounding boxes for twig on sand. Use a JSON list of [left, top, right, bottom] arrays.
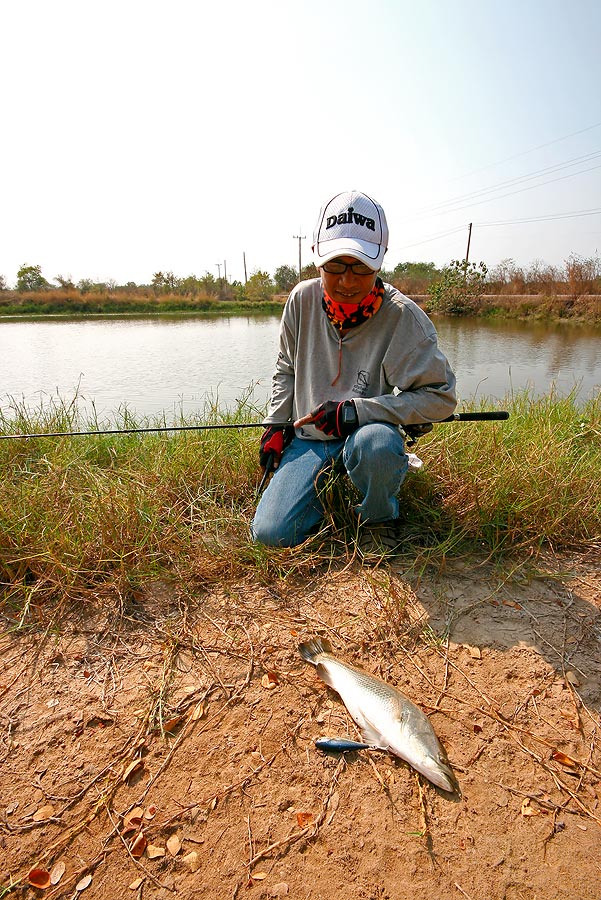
[[245, 756, 345, 869]]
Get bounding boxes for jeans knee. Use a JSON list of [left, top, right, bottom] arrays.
[[251, 516, 287, 547], [344, 423, 406, 467]]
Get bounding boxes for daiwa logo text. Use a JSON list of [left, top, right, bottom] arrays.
[[326, 208, 376, 232]]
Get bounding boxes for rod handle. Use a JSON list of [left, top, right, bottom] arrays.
[[445, 411, 509, 422]]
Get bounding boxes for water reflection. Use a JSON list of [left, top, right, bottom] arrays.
[[1, 314, 599, 421], [435, 317, 601, 402]]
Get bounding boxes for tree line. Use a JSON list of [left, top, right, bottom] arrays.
[[1, 254, 599, 313]]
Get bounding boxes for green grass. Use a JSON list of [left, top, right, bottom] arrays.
[[0, 289, 284, 318], [0, 389, 599, 622]]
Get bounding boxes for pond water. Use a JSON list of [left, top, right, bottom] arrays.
[[1, 313, 599, 422]]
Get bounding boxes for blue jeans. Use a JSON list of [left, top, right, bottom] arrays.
[[251, 423, 409, 547]]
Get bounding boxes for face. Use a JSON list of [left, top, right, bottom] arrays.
[[319, 256, 378, 304]]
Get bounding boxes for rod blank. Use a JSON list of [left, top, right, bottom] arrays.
[[0, 412, 509, 441]]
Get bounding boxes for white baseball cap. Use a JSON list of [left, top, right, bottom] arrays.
[[312, 190, 388, 271]]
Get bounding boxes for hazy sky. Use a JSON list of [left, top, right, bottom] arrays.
[[2, 0, 600, 286]]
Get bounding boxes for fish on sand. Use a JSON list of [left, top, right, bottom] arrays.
[[299, 637, 459, 794]]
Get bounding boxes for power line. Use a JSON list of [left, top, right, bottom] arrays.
[[449, 121, 601, 183], [393, 208, 601, 253], [478, 208, 601, 227], [411, 162, 601, 221], [395, 225, 466, 252], [410, 149, 601, 218]]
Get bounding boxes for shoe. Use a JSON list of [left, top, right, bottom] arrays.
[[357, 519, 403, 557]]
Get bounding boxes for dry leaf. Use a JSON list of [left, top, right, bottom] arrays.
[[127, 806, 145, 820], [183, 851, 200, 872], [129, 877, 144, 890], [551, 750, 580, 768], [122, 760, 144, 783], [565, 671, 581, 686], [28, 868, 51, 890], [191, 702, 206, 721], [162, 715, 185, 734], [33, 804, 55, 821], [146, 844, 166, 859], [131, 832, 147, 858], [296, 811, 314, 828], [122, 807, 145, 834], [469, 646, 482, 660], [521, 798, 539, 817], [50, 861, 66, 885], [261, 673, 277, 690], [251, 872, 268, 881], [75, 874, 92, 892], [122, 816, 143, 836], [143, 805, 157, 820], [166, 834, 181, 856]]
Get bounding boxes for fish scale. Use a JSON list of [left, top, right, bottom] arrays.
[[299, 637, 459, 794]]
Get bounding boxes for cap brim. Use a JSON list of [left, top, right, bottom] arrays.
[[313, 237, 386, 272]]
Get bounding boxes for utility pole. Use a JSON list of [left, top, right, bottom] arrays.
[[223, 260, 227, 283], [216, 263, 221, 280], [465, 223, 473, 264], [243, 252, 248, 284], [293, 230, 306, 282]]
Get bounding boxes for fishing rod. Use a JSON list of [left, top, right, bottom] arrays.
[[0, 411, 509, 441]]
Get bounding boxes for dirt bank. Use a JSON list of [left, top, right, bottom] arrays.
[[1, 552, 600, 899]]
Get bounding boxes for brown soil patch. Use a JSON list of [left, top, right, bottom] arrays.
[[2, 553, 600, 900]]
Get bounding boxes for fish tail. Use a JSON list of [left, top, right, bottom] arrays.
[[298, 637, 334, 664]]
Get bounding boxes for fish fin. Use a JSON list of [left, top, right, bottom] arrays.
[[357, 718, 387, 749], [315, 662, 337, 689], [298, 637, 334, 664]]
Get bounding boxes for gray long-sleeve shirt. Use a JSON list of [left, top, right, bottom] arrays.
[[265, 278, 457, 440]]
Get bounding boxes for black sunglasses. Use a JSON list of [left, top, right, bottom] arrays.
[[322, 260, 377, 276]]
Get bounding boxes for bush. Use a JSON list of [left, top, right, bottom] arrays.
[[428, 260, 488, 315]]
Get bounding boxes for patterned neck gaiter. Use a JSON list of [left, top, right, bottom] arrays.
[[322, 277, 385, 331]]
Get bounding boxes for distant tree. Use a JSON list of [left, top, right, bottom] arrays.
[[17, 263, 51, 292], [564, 253, 601, 298], [77, 278, 95, 294], [428, 259, 488, 315], [274, 265, 298, 293], [245, 270, 275, 302], [0, 274, 8, 291], [230, 280, 246, 302], [300, 263, 319, 281], [152, 271, 179, 293], [55, 274, 76, 290], [392, 261, 440, 281], [178, 274, 201, 294], [77, 279, 108, 293], [381, 261, 440, 294], [198, 272, 218, 296]]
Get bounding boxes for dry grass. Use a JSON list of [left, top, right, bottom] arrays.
[[0, 389, 599, 627]]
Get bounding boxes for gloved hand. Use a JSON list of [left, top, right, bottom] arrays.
[[309, 400, 359, 438], [259, 425, 294, 470]]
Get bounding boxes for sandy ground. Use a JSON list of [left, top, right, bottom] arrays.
[[1, 551, 600, 900]]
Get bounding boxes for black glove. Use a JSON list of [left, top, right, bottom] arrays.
[[259, 425, 294, 469], [309, 400, 359, 438]]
